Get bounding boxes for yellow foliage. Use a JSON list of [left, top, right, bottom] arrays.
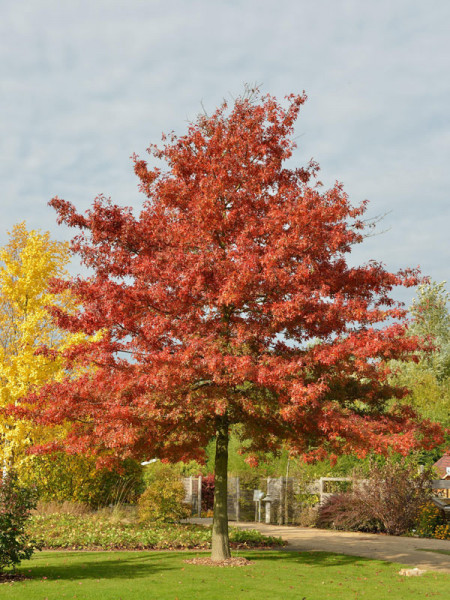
[[138, 465, 190, 523], [0, 222, 85, 470]]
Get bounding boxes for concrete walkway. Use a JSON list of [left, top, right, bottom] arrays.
[[190, 518, 450, 573]]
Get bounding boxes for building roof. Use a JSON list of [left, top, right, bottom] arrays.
[[433, 454, 450, 479]]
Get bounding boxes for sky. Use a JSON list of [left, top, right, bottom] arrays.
[[1, 0, 449, 306]]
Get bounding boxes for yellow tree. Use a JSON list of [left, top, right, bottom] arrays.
[[0, 222, 85, 471]]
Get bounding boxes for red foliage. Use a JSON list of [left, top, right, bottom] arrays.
[[21, 91, 443, 464], [201, 474, 215, 512]]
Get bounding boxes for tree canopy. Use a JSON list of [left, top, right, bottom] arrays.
[[0, 223, 87, 471], [21, 91, 444, 559], [390, 281, 450, 429]]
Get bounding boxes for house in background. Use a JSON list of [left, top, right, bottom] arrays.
[[431, 455, 450, 523], [433, 454, 450, 492]]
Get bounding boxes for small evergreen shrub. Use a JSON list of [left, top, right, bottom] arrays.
[[0, 472, 40, 572]]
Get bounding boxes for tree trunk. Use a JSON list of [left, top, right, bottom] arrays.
[[211, 414, 231, 560]]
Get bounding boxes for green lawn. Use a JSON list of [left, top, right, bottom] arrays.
[[1, 550, 449, 600]]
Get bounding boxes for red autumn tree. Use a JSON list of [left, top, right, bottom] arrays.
[[26, 91, 443, 560]]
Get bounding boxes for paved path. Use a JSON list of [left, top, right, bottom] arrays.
[[189, 518, 450, 573]]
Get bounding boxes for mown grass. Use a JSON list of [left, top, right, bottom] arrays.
[[1, 550, 449, 600]]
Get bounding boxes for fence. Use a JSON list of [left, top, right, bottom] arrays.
[[183, 475, 352, 525], [183, 476, 450, 525]]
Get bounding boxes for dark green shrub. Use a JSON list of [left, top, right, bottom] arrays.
[[0, 472, 40, 572]]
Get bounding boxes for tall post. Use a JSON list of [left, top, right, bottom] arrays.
[[198, 475, 202, 517], [211, 414, 230, 560], [235, 476, 240, 523], [189, 476, 193, 514], [285, 456, 290, 525], [278, 476, 283, 525]]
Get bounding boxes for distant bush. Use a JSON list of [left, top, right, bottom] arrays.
[[0, 472, 40, 573], [138, 463, 190, 523], [294, 505, 318, 527], [318, 458, 433, 536], [142, 461, 181, 487], [229, 528, 285, 547], [317, 492, 381, 532], [360, 459, 433, 535]]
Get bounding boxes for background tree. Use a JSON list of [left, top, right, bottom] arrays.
[[26, 91, 443, 560], [0, 223, 107, 492], [0, 223, 79, 472], [390, 281, 450, 429]]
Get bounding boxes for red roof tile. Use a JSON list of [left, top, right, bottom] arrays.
[[433, 455, 450, 479]]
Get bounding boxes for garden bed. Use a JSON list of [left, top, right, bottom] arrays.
[[26, 514, 285, 551]]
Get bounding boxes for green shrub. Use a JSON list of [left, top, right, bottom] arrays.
[[138, 463, 190, 523], [142, 461, 183, 487], [0, 472, 40, 572], [229, 528, 284, 547]]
